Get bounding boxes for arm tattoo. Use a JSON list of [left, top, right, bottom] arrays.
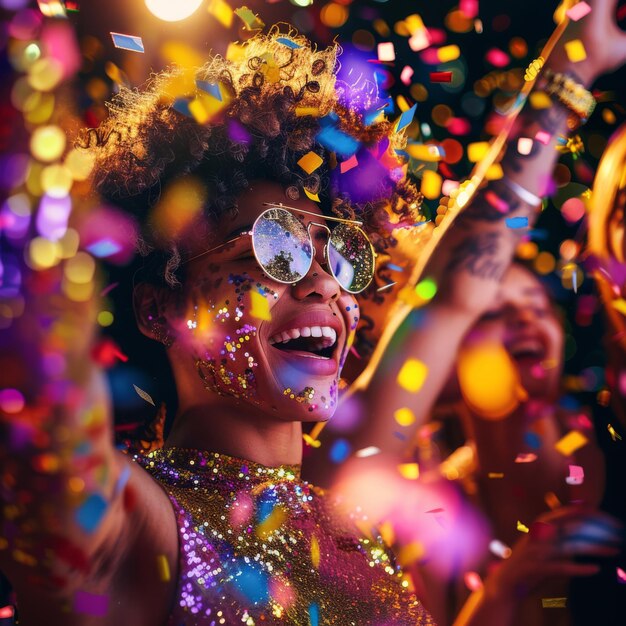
[[457, 179, 523, 222], [446, 231, 506, 281]]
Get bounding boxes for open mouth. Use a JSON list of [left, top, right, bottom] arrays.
[[268, 326, 337, 359], [507, 338, 546, 363]]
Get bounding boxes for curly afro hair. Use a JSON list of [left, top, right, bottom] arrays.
[[79, 25, 425, 293]]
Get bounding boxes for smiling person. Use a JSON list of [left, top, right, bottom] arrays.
[[0, 27, 436, 626]]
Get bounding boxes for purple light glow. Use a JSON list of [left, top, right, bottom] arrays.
[[36, 193, 71, 241]]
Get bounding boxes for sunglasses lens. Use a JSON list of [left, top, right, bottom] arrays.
[[253, 208, 313, 282], [328, 224, 375, 293]]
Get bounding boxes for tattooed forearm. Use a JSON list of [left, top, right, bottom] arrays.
[[445, 232, 507, 281], [456, 179, 525, 222]]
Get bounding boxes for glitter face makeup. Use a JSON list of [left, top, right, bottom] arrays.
[[172, 181, 360, 423]]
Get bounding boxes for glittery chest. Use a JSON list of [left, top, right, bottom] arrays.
[[139, 449, 435, 626]]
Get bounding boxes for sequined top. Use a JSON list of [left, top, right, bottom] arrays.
[[138, 448, 435, 626]]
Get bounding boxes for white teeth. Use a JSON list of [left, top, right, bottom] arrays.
[[268, 325, 338, 348]]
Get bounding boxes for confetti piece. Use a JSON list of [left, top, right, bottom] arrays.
[[157, 554, 171, 582], [249, 290, 271, 321], [409, 29, 431, 52], [110, 32, 144, 54], [421, 170, 442, 200], [276, 37, 302, 49], [207, 0, 233, 28], [545, 491, 562, 510], [438, 45, 461, 63], [566, 2, 591, 21], [430, 71, 453, 83], [398, 463, 419, 479], [489, 539, 512, 559], [505, 216, 529, 229], [297, 152, 324, 175], [607, 423, 623, 441], [464, 571, 483, 592], [0, 607, 14, 619], [515, 453, 537, 465], [517, 137, 534, 155], [234, 6, 264, 30], [329, 439, 351, 463], [133, 384, 155, 406], [517, 520, 530, 533], [73, 591, 109, 617], [396, 542, 425, 567], [308, 602, 320, 626], [303, 433, 321, 448], [355, 446, 381, 458], [256, 506, 287, 539], [488, 472, 504, 478], [566, 464, 584, 485], [524, 57, 545, 81], [100, 282, 119, 297], [617, 567, 626, 583], [377, 42, 395, 62], [196, 80, 223, 101], [112, 465, 131, 498], [76, 493, 108, 533], [396, 104, 417, 132], [397, 358, 428, 393], [310, 535, 320, 568], [554, 430, 588, 456], [400, 65, 414, 85], [340, 154, 358, 173], [535, 130, 551, 145], [316, 125, 360, 158], [564, 39, 587, 63], [542, 598, 567, 608], [303, 187, 320, 202], [467, 141, 489, 162]]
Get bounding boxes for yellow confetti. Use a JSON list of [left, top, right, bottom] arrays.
[[297, 152, 324, 175], [302, 433, 321, 448], [234, 6, 264, 30], [303, 187, 320, 202], [397, 358, 428, 393], [398, 463, 420, 480], [554, 430, 589, 456], [379, 520, 395, 546], [157, 554, 171, 582], [542, 598, 567, 608], [207, 0, 233, 27], [256, 506, 287, 539], [564, 39, 587, 63], [517, 520, 530, 533], [613, 299, 626, 316], [467, 142, 489, 163], [529, 91, 552, 109], [524, 56, 545, 81], [485, 162, 504, 180], [249, 290, 272, 321], [394, 407, 416, 427], [295, 107, 321, 117], [396, 542, 424, 567], [488, 472, 504, 478], [420, 170, 442, 200], [405, 144, 442, 162], [607, 423, 623, 441], [437, 44, 460, 63], [310, 535, 320, 568]]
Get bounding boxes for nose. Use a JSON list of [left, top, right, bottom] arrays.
[[509, 306, 536, 328], [291, 245, 341, 303]]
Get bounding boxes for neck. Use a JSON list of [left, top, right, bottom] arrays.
[[166, 400, 304, 467]]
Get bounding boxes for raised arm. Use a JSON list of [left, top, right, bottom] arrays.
[[361, 0, 626, 457]]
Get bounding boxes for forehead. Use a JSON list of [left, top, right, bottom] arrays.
[[498, 264, 549, 303], [219, 180, 324, 237]]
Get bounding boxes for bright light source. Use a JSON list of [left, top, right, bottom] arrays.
[[145, 0, 203, 22]]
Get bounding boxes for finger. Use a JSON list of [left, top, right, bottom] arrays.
[[560, 541, 622, 557], [562, 515, 625, 540], [539, 561, 601, 578]]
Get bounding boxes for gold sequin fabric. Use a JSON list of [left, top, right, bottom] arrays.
[[138, 448, 435, 625]]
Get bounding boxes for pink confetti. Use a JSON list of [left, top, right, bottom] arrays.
[[535, 130, 551, 145], [515, 453, 538, 463], [409, 29, 431, 52], [400, 65, 414, 85], [460, 0, 479, 19], [463, 571, 483, 591], [340, 154, 358, 173], [565, 464, 584, 485], [485, 47, 510, 68], [617, 567, 626, 583], [566, 2, 591, 22]]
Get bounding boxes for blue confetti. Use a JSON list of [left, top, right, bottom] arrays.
[[505, 216, 529, 229], [396, 104, 417, 132], [329, 439, 351, 463], [113, 465, 131, 498], [308, 602, 319, 626], [386, 263, 404, 272], [76, 493, 108, 533], [86, 238, 122, 258], [110, 32, 144, 53], [316, 126, 360, 158], [524, 431, 542, 450], [233, 561, 269, 605], [172, 99, 192, 118], [276, 37, 301, 49], [196, 80, 222, 101]]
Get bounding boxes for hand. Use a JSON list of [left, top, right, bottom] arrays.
[[486, 506, 623, 600], [549, 0, 626, 85]]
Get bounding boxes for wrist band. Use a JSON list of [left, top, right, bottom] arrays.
[[499, 177, 542, 206], [541, 68, 596, 128]]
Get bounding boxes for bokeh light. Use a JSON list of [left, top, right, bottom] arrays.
[[145, 0, 203, 22]]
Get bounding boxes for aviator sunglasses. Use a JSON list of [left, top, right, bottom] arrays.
[[186, 203, 376, 294]]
